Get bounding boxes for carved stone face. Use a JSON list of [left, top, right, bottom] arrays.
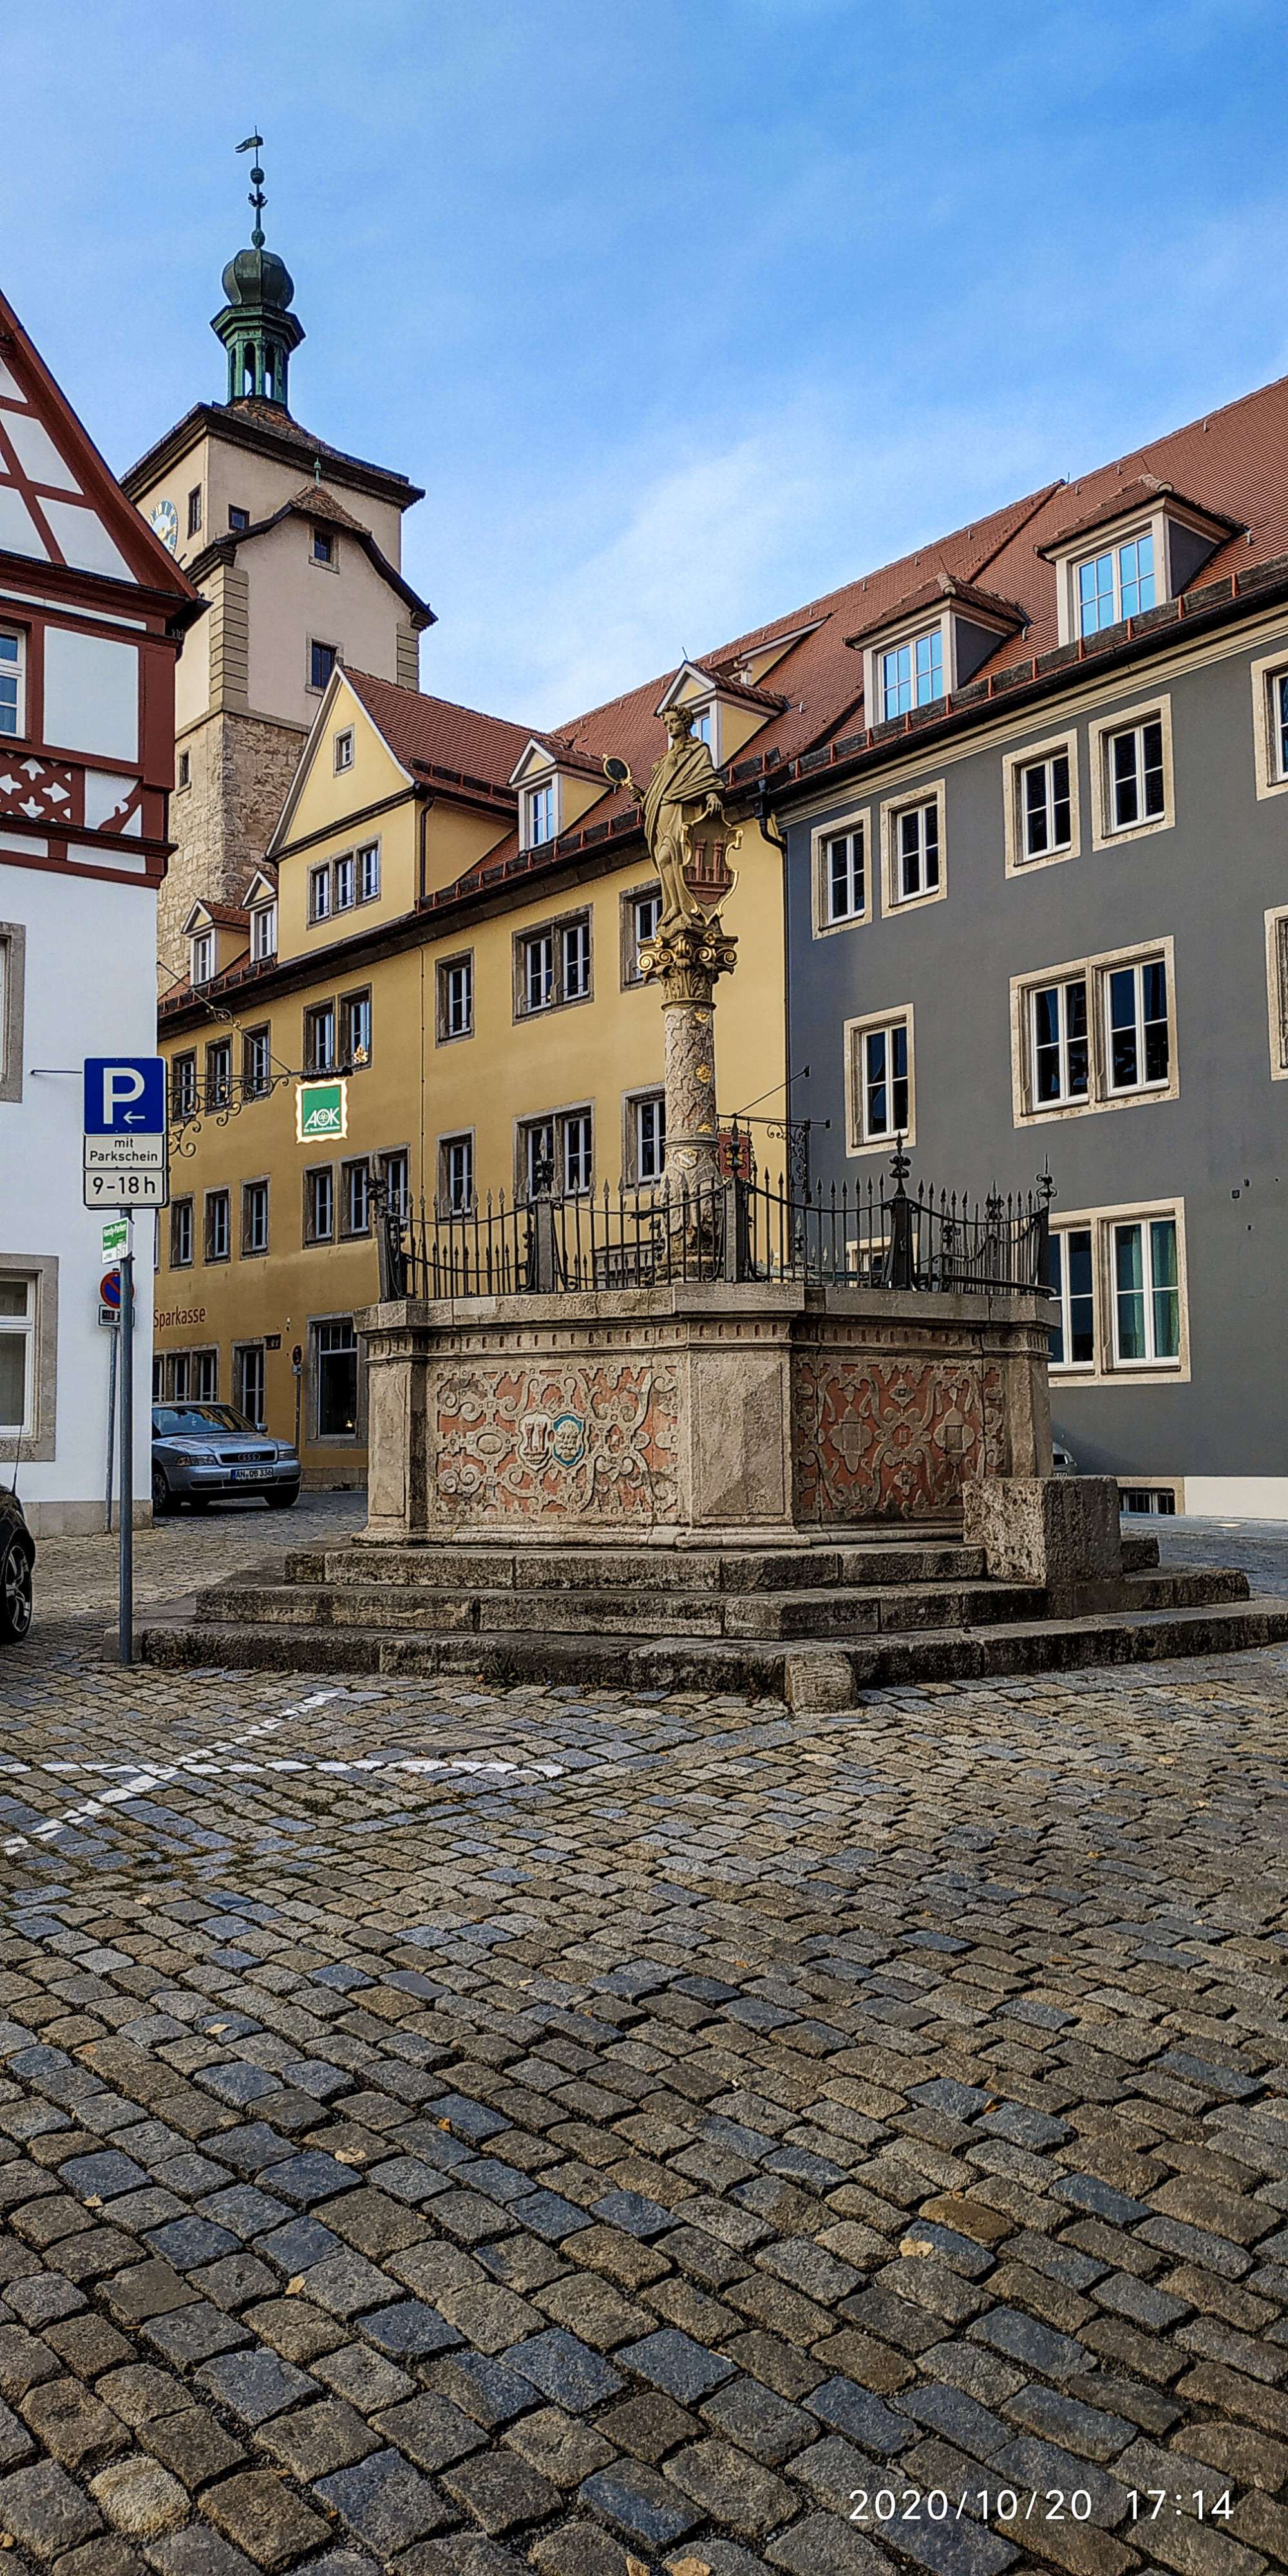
[[665, 706, 694, 743]]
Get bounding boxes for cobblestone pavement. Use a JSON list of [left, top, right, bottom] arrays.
[[1, 1537, 1288, 2576], [29, 1495, 365, 1633]]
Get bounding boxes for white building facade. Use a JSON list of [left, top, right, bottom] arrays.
[[0, 287, 193, 1532]]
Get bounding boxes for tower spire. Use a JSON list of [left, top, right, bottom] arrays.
[[238, 131, 267, 249], [211, 132, 304, 412]]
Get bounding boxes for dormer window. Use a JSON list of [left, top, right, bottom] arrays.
[[881, 629, 943, 721], [191, 932, 214, 987], [526, 783, 556, 849], [1077, 531, 1155, 636], [693, 709, 713, 747], [250, 904, 276, 962]]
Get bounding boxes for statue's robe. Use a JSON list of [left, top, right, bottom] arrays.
[[642, 735, 725, 916]]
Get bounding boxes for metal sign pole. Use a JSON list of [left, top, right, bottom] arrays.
[[105, 1325, 118, 1535], [118, 1213, 133, 1665]]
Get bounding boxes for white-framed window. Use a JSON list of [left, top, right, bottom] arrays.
[[171, 1054, 197, 1120], [882, 787, 944, 909], [170, 1198, 194, 1267], [336, 853, 355, 911], [1031, 976, 1089, 1106], [1113, 1214, 1180, 1367], [844, 1006, 914, 1153], [341, 990, 372, 1065], [380, 1149, 410, 1220], [251, 903, 276, 961], [242, 1180, 269, 1256], [1108, 718, 1165, 831], [526, 782, 556, 848], [236, 1345, 266, 1428], [334, 726, 354, 773], [520, 1110, 593, 1197], [193, 1349, 218, 1402], [0, 631, 24, 738], [516, 911, 591, 1016], [1012, 940, 1175, 1122], [439, 956, 473, 1040], [205, 1189, 231, 1263], [524, 932, 553, 1012], [359, 842, 380, 902], [440, 1134, 474, 1215], [1249, 654, 1288, 801], [524, 1120, 555, 1197], [1047, 1199, 1188, 1383], [1047, 1226, 1094, 1369], [1090, 697, 1173, 846], [309, 864, 332, 923], [1105, 957, 1170, 1095], [191, 931, 214, 986], [1265, 906, 1288, 1079], [205, 1040, 231, 1109], [812, 813, 869, 935], [623, 886, 662, 984], [243, 1027, 270, 1097], [563, 1111, 593, 1194], [632, 1092, 665, 1183], [1001, 734, 1081, 876], [1020, 750, 1072, 860], [881, 628, 943, 720], [0, 1277, 33, 1432], [307, 1166, 334, 1243], [1076, 530, 1155, 636], [341, 1158, 370, 1235], [563, 918, 591, 1000], [305, 1003, 336, 1072]]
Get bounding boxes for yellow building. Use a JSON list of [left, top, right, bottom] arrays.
[[156, 657, 791, 1484]]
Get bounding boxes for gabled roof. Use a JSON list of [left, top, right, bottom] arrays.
[[187, 478, 435, 629], [243, 866, 278, 906], [121, 399, 424, 515], [1036, 473, 1245, 557], [508, 733, 610, 790], [0, 286, 197, 605], [182, 898, 249, 936], [844, 571, 1029, 650], [656, 659, 786, 718]]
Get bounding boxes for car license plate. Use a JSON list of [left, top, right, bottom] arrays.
[[230, 1468, 270, 1482]]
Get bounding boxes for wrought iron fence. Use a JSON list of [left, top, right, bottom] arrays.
[[380, 1148, 1054, 1302]]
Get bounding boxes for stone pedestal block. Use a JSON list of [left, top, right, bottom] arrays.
[[963, 1474, 1122, 1602], [355, 1281, 1054, 1546]]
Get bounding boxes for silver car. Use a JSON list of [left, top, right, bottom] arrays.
[[151, 1403, 300, 1514]]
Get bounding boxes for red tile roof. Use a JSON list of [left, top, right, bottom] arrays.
[[342, 668, 533, 797], [282, 369, 1288, 922]]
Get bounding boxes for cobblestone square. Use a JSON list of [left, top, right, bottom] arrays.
[[1, 1508, 1287, 2575]]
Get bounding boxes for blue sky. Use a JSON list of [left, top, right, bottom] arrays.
[[8, 1, 1288, 724]]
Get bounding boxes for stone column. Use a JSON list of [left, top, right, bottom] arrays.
[[640, 914, 738, 1190]]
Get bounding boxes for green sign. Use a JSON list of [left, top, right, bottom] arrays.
[[101, 1215, 129, 1258], [296, 1078, 347, 1144]]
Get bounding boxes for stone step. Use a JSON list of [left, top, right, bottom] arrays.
[[189, 1558, 1248, 1645], [136, 1593, 1288, 1691], [282, 1539, 991, 1593]]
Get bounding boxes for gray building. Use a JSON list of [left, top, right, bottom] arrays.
[[759, 383, 1288, 1515]]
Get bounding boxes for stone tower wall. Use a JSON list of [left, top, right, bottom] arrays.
[[158, 707, 305, 969]]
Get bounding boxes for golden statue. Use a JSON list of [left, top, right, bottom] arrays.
[[605, 704, 735, 931]]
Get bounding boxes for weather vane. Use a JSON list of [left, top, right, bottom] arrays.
[[236, 132, 267, 249]]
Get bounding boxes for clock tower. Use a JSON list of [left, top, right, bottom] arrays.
[[122, 141, 433, 972]]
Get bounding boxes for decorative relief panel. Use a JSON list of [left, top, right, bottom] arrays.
[[792, 1355, 1006, 1522], [435, 1359, 681, 1522]]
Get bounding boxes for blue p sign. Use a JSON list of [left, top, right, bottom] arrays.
[[83, 1057, 166, 1135]]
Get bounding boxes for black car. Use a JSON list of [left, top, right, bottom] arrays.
[[0, 1487, 33, 1642]]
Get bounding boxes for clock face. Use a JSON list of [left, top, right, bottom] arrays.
[[151, 497, 179, 554]]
